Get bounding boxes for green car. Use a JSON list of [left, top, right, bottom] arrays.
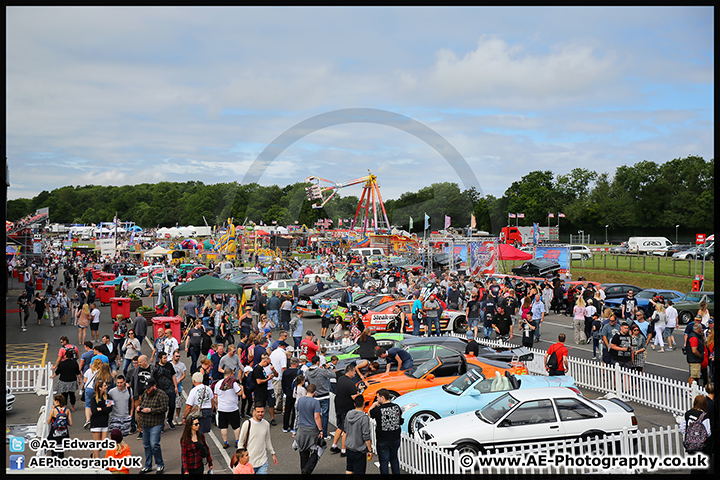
[[674, 291, 714, 325], [324, 333, 411, 363]]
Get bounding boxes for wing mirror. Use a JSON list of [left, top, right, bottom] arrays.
[[425, 374, 435, 381], [499, 419, 511, 427]]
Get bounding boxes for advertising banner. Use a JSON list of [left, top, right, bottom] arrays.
[[469, 240, 497, 276], [444, 244, 468, 267], [534, 246, 570, 274]]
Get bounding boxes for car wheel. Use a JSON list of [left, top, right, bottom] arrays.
[[679, 311, 693, 325], [578, 430, 609, 455], [707, 255, 714, 261], [386, 390, 400, 402], [582, 254, 590, 260], [453, 316, 467, 334], [386, 321, 397, 333], [409, 411, 440, 435], [456, 442, 481, 470], [133, 288, 144, 297]]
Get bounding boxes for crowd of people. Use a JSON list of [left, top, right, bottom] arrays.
[[9, 242, 716, 474]]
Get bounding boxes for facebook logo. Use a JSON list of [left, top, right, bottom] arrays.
[[10, 454, 25, 470], [9, 436, 25, 452]]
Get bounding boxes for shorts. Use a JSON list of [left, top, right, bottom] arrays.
[[321, 316, 331, 329], [78, 325, 87, 329], [266, 389, 276, 408], [90, 323, 99, 331], [90, 427, 108, 433], [336, 411, 347, 432], [468, 317, 479, 329], [689, 363, 702, 379], [218, 410, 241, 430], [84, 389, 94, 409], [663, 327, 675, 339], [345, 449, 367, 474]]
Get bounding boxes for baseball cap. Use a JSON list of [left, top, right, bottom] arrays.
[[466, 330, 474, 339], [306, 330, 314, 336], [278, 340, 289, 347], [299, 354, 308, 361], [243, 365, 253, 373]]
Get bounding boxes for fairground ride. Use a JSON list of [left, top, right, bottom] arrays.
[[305, 171, 390, 235]]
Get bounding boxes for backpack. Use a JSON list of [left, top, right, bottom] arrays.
[[52, 407, 69, 437], [62, 344, 76, 359], [546, 350, 559, 370], [239, 345, 249, 366], [683, 412, 708, 452], [244, 369, 256, 392]]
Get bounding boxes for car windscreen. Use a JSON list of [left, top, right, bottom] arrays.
[[477, 392, 519, 424], [443, 369, 485, 395], [635, 291, 656, 299], [406, 358, 440, 379], [680, 293, 704, 303]]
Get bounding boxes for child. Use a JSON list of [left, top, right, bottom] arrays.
[[591, 313, 602, 360], [105, 428, 131, 474], [207, 343, 217, 361], [112, 314, 127, 362], [341, 329, 353, 346], [231, 448, 254, 474]]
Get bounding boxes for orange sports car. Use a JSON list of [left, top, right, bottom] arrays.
[[357, 353, 527, 411]]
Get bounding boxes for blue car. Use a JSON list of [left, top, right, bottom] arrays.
[[396, 370, 576, 435], [603, 288, 684, 317], [103, 275, 138, 286]]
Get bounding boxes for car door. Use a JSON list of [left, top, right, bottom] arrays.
[[553, 397, 603, 438], [455, 377, 509, 416], [604, 286, 621, 298], [492, 399, 564, 445]]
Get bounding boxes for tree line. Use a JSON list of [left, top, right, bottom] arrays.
[[7, 155, 713, 242]]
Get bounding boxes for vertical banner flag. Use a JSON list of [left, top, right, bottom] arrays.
[[424, 213, 430, 230], [445, 215, 451, 229], [409, 217, 413, 231], [532, 222, 540, 245], [471, 214, 476, 229]]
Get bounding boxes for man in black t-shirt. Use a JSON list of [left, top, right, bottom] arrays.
[[330, 362, 360, 455], [610, 322, 633, 368], [465, 330, 480, 356], [368, 388, 403, 475], [480, 296, 496, 339], [465, 293, 482, 338], [492, 305, 513, 341], [184, 319, 204, 374]]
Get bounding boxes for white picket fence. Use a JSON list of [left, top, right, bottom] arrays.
[[35, 373, 56, 457], [6, 363, 52, 394], [449, 332, 705, 416]]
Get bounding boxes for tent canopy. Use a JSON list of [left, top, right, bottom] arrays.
[[143, 245, 171, 258], [172, 275, 245, 316], [497, 243, 533, 261]]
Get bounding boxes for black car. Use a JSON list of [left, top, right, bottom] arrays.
[[104, 262, 137, 276], [511, 259, 561, 277], [600, 283, 643, 299], [295, 281, 345, 313]]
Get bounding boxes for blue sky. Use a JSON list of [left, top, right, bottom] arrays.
[[6, 6, 714, 204]]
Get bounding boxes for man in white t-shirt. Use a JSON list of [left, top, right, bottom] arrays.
[[269, 341, 289, 418], [170, 350, 187, 425], [162, 329, 179, 360], [664, 300, 679, 350], [90, 303, 101, 342], [214, 368, 244, 449], [184, 372, 216, 434]]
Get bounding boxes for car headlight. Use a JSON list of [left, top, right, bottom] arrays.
[[401, 403, 418, 413]]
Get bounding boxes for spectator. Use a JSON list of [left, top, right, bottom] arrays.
[[290, 311, 304, 350], [238, 403, 278, 474], [330, 362, 361, 456], [343, 395, 372, 474], [99, 335, 119, 373], [664, 300, 679, 350], [686, 323, 705, 387], [137, 378, 168, 474], [89, 302, 101, 342], [294, 383, 323, 474], [610, 322, 633, 369], [184, 372, 215, 434], [214, 368, 244, 449], [210, 343, 226, 381], [544, 334, 569, 376], [90, 380, 113, 458], [355, 329, 378, 362], [629, 324, 647, 373], [266, 291, 282, 331], [465, 330, 480, 356], [650, 303, 667, 352], [600, 314, 621, 365], [679, 395, 712, 456], [621, 290, 638, 322], [423, 295, 442, 337], [281, 357, 301, 433], [304, 355, 335, 437], [231, 448, 253, 474], [132, 310, 148, 348], [105, 429, 131, 474], [411, 293, 423, 336], [269, 341, 289, 420], [219, 344, 241, 379], [47, 394, 72, 457], [369, 387, 403, 475], [82, 358, 103, 429], [131, 355, 154, 438], [121, 330, 142, 376], [76, 303, 91, 345], [491, 304, 513, 341], [170, 349, 187, 425], [51, 347, 81, 412], [299, 331, 319, 361], [152, 351, 178, 431], [378, 347, 414, 373], [572, 297, 587, 344], [150, 328, 166, 365], [107, 375, 133, 437]]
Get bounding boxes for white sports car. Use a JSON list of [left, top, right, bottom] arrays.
[[418, 387, 637, 457]]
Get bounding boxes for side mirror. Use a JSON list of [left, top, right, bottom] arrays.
[[467, 388, 481, 396], [425, 374, 435, 381], [499, 419, 511, 427]]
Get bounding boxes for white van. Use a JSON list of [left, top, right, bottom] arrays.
[[627, 237, 673, 254], [349, 247, 384, 258]]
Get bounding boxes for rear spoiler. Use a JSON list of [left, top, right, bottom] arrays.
[[497, 346, 534, 362]]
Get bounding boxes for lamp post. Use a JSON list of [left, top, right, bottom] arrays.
[[605, 225, 609, 245], [675, 225, 680, 245]]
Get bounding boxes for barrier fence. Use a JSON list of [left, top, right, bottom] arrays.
[[6, 362, 51, 394], [448, 332, 705, 416]]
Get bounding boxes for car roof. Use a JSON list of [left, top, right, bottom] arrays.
[[502, 386, 579, 400]]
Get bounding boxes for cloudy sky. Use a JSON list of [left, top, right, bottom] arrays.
[[6, 6, 714, 203]]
